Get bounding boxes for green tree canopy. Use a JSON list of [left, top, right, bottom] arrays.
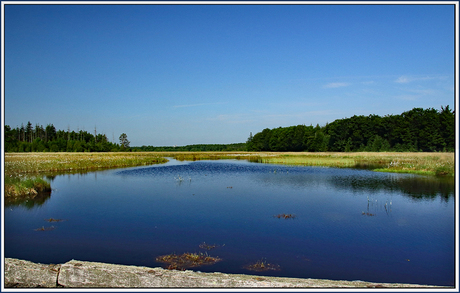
[[119, 133, 130, 149]]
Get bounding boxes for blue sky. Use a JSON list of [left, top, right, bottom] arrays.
[[3, 3, 456, 146]]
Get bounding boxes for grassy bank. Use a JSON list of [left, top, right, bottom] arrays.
[[4, 152, 454, 198], [154, 151, 454, 177], [5, 152, 168, 176], [249, 152, 455, 177], [5, 152, 455, 177], [4, 152, 168, 198], [4, 176, 51, 198]]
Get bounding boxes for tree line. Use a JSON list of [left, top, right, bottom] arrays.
[[4, 122, 130, 152], [5, 106, 454, 153], [132, 143, 247, 152], [246, 106, 455, 152]]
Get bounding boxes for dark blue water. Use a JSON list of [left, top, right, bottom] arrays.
[[4, 159, 455, 286]]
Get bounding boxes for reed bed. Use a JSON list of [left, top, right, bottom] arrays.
[[4, 151, 454, 179], [145, 151, 454, 176], [4, 152, 168, 176], [253, 152, 455, 176], [4, 153, 167, 198], [3, 151, 453, 202]]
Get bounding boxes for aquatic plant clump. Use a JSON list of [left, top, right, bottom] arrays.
[[362, 212, 376, 216], [273, 213, 296, 219], [244, 259, 281, 272], [155, 252, 222, 270]]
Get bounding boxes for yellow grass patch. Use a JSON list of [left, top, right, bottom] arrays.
[[4, 151, 454, 177], [5, 152, 168, 176], [252, 152, 455, 176]]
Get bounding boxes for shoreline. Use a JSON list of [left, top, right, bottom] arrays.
[[4, 151, 455, 177], [4, 154, 455, 289], [4, 151, 454, 199], [4, 258, 449, 288]]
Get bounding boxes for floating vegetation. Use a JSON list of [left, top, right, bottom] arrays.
[[45, 218, 66, 222], [244, 259, 280, 272], [362, 212, 376, 216], [273, 213, 296, 219], [34, 226, 55, 231], [155, 252, 221, 270], [199, 242, 224, 250]]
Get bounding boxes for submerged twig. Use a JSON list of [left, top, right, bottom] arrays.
[[34, 226, 55, 231], [45, 218, 66, 222]]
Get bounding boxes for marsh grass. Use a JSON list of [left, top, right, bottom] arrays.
[[251, 152, 455, 177], [4, 176, 51, 198], [5, 152, 168, 176], [4, 152, 168, 198], [4, 151, 454, 181]]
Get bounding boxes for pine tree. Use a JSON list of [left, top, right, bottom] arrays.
[[119, 133, 130, 149]]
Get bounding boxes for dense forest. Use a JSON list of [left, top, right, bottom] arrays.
[[4, 106, 455, 153], [247, 106, 455, 152], [4, 122, 128, 152]]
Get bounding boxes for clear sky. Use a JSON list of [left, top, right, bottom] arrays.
[[3, 2, 456, 147]]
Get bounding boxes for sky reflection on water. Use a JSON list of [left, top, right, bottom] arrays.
[[4, 159, 455, 286]]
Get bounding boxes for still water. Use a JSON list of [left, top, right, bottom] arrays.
[[4, 159, 455, 286]]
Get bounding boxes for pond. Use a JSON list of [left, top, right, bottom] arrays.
[[4, 159, 455, 286]]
